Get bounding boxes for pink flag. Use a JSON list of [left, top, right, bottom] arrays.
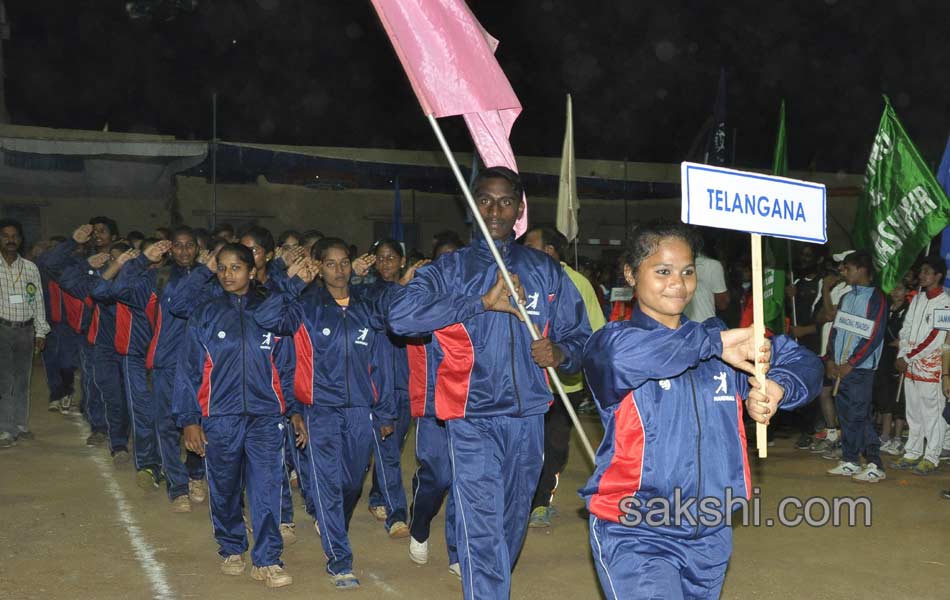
[[370, 0, 528, 236]]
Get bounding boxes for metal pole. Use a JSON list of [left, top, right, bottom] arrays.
[[211, 92, 218, 230], [426, 113, 597, 466], [788, 240, 798, 327]]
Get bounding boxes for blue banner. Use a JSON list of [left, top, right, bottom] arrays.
[[938, 135, 950, 287]]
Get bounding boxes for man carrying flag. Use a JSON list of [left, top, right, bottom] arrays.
[[388, 167, 591, 599]]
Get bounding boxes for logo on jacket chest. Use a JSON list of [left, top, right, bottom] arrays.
[[713, 371, 733, 402], [355, 327, 369, 346], [525, 291, 540, 315]]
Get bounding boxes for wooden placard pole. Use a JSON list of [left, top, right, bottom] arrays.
[[750, 233, 769, 458]]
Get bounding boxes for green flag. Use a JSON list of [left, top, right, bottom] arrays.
[[763, 100, 788, 334], [853, 97, 950, 292]]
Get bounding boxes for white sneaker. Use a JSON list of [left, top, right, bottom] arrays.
[[448, 563, 461, 579], [408, 537, 428, 565], [852, 463, 886, 483], [827, 461, 862, 476], [880, 439, 903, 456], [280, 523, 297, 545]]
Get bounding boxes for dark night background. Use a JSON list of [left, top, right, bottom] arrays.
[[6, 0, 950, 173]]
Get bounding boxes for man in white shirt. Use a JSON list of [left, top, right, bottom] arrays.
[[684, 250, 729, 323], [0, 219, 50, 448]]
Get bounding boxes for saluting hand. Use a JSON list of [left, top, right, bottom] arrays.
[[145, 240, 172, 263], [481, 270, 525, 320], [73, 224, 93, 244], [398, 259, 430, 286], [290, 414, 308, 448], [746, 377, 785, 425], [115, 249, 139, 267], [87, 253, 111, 269], [282, 246, 306, 268], [352, 253, 376, 277], [183, 424, 208, 457]]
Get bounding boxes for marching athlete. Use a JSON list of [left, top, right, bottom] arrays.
[[580, 221, 822, 599], [175, 243, 305, 588]]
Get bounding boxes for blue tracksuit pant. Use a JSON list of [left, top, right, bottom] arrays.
[[589, 516, 731, 600], [79, 343, 104, 432], [123, 354, 159, 470], [303, 405, 374, 575], [152, 367, 190, 500], [447, 415, 544, 600], [409, 416, 458, 564], [43, 324, 78, 403], [92, 345, 128, 452], [280, 422, 295, 525], [286, 424, 316, 519], [368, 391, 410, 530], [835, 368, 884, 468], [204, 414, 286, 567]]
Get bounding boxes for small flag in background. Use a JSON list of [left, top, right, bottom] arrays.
[[556, 94, 578, 242], [703, 68, 729, 166], [936, 134, 950, 288], [852, 96, 950, 293], [763, 100, 788, 334], [391, 175, 404, 243], [369, 0, 529, 236]]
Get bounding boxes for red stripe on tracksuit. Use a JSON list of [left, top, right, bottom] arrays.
[[735, 392, 751, 499], [145, 293, 158, 330], [63, 292, 85, 334], [292, 324, 314, 405], [197, 351, 214, 416], [270, 356, 286, 413], [48, 281, 63, 323], [115, 303, 133, 355], [407, 342, 428, 417], [86, 305, 100, 345], [589, 392, 645, 521], [433, 323, 474, 420], [145, 306, 162, 370], [369, 364, 379, 402]]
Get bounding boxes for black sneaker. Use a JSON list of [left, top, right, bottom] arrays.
[[136, 466, 161, 492], [795, 433, 812, 450], [941, 489, 950, 500]]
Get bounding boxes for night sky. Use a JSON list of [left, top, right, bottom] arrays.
[[6, 1, 950, 173]]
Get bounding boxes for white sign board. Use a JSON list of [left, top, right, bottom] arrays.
[[833, 311, 875, 339], [934, 308, 950, 331], [610, 287, 634, 302], [680, 162, 827, 243]]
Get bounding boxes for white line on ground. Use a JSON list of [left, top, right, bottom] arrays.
[[77, 422, 175, 600], [366, 571, 402, 596]]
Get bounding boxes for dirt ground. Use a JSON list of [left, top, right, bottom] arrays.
[[2, 358, 949, 599]]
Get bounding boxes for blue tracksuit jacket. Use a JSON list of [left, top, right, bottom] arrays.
[[174, 291, 299, 427], [387, 236, 591, 420], [115, 255, 198, 369], [254, 278, 395, 423], [580, 308, 823, 539]]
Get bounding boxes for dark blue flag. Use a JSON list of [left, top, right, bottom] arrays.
[[938, 134, 950, 287], [391, 175, 404, 242], [704, 68, 728, 166]]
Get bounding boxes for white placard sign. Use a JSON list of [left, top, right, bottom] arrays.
[[934, 308, 950, 331], [680, 162, 827, 243], [610, 287, 634, 302], [833, 311, 875, 339]]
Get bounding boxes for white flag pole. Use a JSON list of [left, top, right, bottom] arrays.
[[426, 113, 597, 466], [751, 234, 769, 458]]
